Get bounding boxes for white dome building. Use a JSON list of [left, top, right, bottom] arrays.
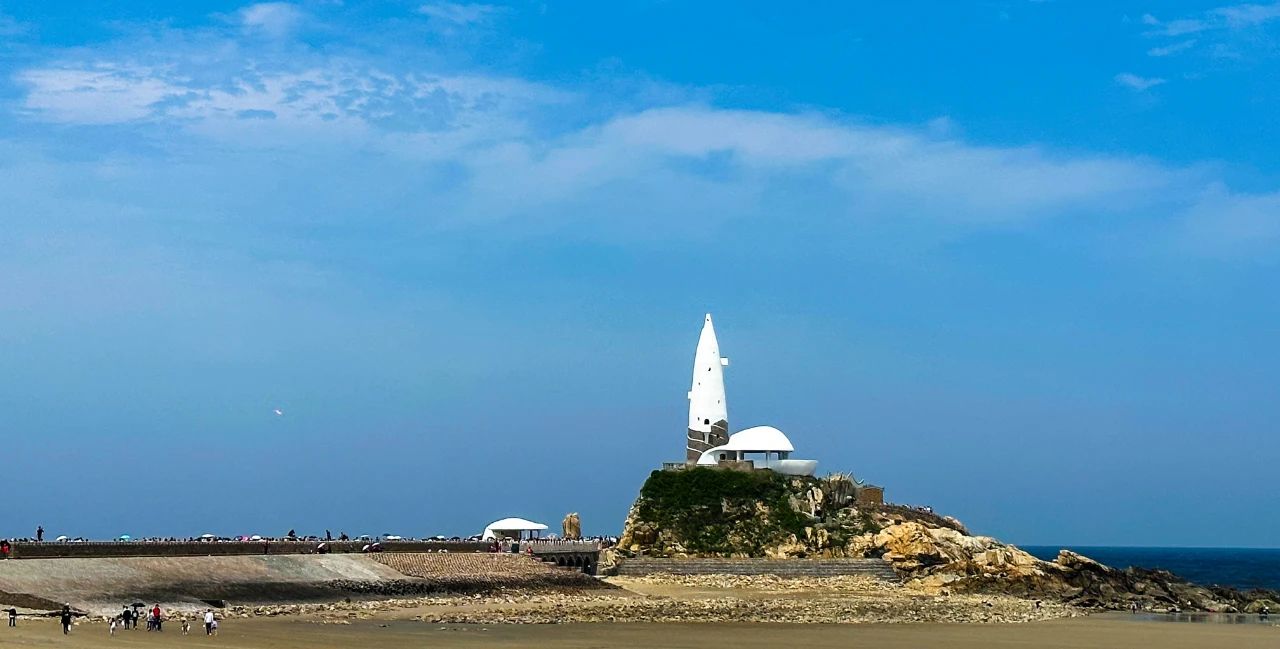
[[696, 425, 818, 476]]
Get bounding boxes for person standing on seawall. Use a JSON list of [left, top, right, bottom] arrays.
[[36, 526, 44, 542]]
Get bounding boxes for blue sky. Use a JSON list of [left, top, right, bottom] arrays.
[[1, 1, 1278, 547]]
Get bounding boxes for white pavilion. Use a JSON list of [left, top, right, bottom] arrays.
[[481, 517, 548, 540], [695, 426, 818, 476]]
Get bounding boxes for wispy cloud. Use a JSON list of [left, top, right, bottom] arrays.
[[1142, 2, 1280, 40], [1147, 39, 1198, 57], [2, 9, 1276, 261], [16, 62, 568, 139], [1174, 185, 1280, 257], [16, 65, 185, 124], [1114, 72, 1166, 91], [239, 2, 306, 38], [416, 2, 497, 25], [1213, 2, 1280, 28], [0, 10, 28, 36]]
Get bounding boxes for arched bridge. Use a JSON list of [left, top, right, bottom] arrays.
[[526, 540, 602, 575]]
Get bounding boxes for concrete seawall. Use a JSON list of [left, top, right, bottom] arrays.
[[0, 553, 604, 615]]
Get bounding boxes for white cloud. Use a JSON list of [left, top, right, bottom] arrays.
[[1212, 2, 1280, 28], [5, 15, 1279, 259], [1114, 72, 1167, 91], [16, 62, 569, 143], [16, 65, 184, 124], [1174, 185, 1280, 257], [0, 10, 28, 36], [239, 2, 305, 37], [416, 2, 497, 25], [1148, 39, 1198, 56], [1143, 2, 1280, 37]]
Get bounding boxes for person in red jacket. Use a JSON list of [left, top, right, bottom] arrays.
[[151, 605, 162, 632]]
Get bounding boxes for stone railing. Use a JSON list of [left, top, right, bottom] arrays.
[[4, 540, 490, 559], [521, 540, 603, 553]]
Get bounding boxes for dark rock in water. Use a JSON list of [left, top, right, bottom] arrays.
[[617, 468, 1280, 612]]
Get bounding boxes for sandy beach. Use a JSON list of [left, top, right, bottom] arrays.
[[2, 616, 1277, 649], [5, 572, 1276, 649]]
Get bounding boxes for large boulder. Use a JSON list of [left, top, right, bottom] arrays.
[[562, 513, 582, 540]]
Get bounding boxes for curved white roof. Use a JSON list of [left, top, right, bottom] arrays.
[[696, 446, 726, 465], [484, 517, 548, 531], [722, 426, 794, 452]]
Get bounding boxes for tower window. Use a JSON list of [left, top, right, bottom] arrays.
[[704, 418, 709, 425]]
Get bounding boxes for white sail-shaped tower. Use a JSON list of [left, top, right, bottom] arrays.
[[687, 313, 730, 462]]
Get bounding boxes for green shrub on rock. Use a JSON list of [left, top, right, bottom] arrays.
[[631, 468, 812, 555]]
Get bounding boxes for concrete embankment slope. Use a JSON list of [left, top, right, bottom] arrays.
[[0, 554, 403, 614], [0, 553, 603, 615]]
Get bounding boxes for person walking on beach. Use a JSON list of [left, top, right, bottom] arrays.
[[204, 609, 215, 636], [152, 604, 162, 631], [181, 618, 190, 635], [110, 617, 117, 636], [8, 607, 17, 626], [60, 605, 72, 635]]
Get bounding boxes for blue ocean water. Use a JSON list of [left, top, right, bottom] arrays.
[[1023, 546, 1280, 591]]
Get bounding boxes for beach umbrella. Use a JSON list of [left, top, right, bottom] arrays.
[[200, 534, 216, 539], [118, 534, 131, 541], [55, 535, 69, 542], [250, 535, 262, 541]]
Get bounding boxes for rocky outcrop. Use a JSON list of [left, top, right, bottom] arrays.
[[841, 522, 1278, 612], [562, 513, 582, 540], [619, 468, 1280, 612]]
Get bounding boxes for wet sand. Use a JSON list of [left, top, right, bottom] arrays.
[[2, 616, 1278, 649]]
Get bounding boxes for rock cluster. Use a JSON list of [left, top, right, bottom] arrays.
[[618, 469, 1280, 613], [847, 522, 1280, 613], [412, 575, 1074, 625]]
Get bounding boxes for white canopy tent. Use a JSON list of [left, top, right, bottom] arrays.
[[481, 517, 548, 540]]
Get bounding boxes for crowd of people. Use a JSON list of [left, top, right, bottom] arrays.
[[5, 603, 221, 638]]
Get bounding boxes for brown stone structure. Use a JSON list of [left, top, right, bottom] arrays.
[[855, 485, 885, 506], [685, 418, 729, 463]]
